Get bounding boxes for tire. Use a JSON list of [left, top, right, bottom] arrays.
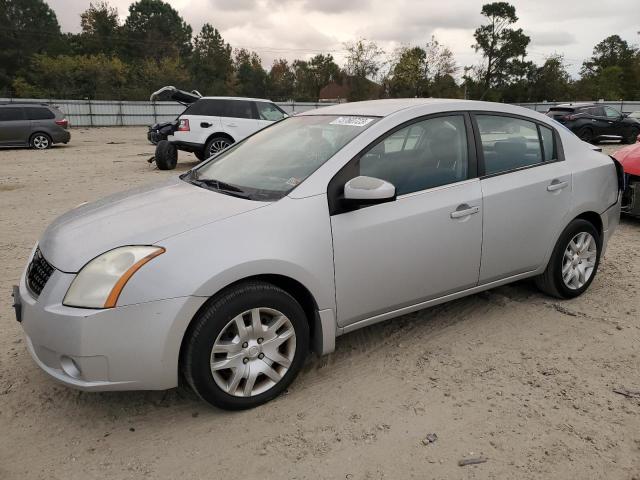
[[204, 136, 232, 159], [30, 132, 52, 150], [577, 127, 594, 144], [181, 281, 309, 410], [194, 150, 206, 161], [535, 219, 601, 299], [155, 140, 177, 170], [625, 127, 639, 144]]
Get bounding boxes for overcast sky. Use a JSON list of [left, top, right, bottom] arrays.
[[47, 0, 640, 77]]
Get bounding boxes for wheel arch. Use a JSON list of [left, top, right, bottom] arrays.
[[178, 273, 330, 379], [205, 131, 234, 146], [574, 211, 603, 238], [29, 131, 52, 145]]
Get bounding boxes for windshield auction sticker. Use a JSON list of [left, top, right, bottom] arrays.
[[330, 116, 375, 127]]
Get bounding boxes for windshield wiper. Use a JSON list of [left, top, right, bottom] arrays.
[[190, 177, 251, 199]]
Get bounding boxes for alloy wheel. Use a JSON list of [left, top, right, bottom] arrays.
[[32, 135, 50, 149], [562, 232, 597, 290], [210, 307, 296, 397], [208, 139, 230, 157]]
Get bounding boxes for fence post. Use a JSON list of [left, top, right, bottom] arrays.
[[152, 100, 157, 124], [88, 98, 94, 127], [118, 100, 124, 126]]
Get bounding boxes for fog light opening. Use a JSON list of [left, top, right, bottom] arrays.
[[60, 355, 82, 379]]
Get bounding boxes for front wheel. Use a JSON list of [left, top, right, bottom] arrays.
[[181, 282, 309, 410], [535, 219, 601, 299]]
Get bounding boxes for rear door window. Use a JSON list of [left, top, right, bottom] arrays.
[[24, 107, 55, 120], [221, 100, 255, 119], [604, 106, 621, 119], [476, 115, 544, 175], [0, 107, 26, 121]]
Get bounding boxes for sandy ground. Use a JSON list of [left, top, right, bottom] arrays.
[[0, 128, 639, 479]]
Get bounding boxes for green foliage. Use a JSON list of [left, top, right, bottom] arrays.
[[232, 49, 267, 98], [121, 0, 192, 61], [2, 0, 639, 102], [267, 59, 295, 101], [190, 24, 233, 96], [472, 1, 530, 99], [0, 0, 64, 92]]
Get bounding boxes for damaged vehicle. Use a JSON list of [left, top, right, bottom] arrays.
[[154, 96, 288, 170], [147, 86, 202, 145], [613, 134, 640, 217]]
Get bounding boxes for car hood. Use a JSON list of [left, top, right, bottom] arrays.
[[39, 177, 268, 272], [613, 143, 640, 176]]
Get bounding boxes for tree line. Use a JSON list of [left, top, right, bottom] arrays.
[[1, 0, 638, 102]]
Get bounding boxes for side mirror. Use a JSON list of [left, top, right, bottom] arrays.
[[343, 176, 396, 205]]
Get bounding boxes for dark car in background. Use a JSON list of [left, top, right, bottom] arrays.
[[546, 103, 640, 144], [0, 103, 70, 149]]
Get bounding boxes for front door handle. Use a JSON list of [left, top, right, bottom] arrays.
[[226, 123, 237, 127], [450, 205, 479, 219], [547, 180, 568, 192]]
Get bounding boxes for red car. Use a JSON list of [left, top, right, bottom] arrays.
[[613, 134, 640, 216]]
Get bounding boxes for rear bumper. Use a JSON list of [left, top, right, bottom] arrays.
[[51, 129, 71, 144], [601, 197, 621, 256], [17, 261, 206, 391]]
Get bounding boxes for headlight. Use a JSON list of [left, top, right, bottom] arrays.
[[63, 246, 165, 308]]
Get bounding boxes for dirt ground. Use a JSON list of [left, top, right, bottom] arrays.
[[0, 127, 639, 479]]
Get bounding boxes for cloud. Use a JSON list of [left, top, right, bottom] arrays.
[[43, 0, 640, 77]]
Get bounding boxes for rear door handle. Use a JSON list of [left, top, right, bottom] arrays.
[[450, 205, 479, 219], [547, 180, 568, 192], [200, 122, 212, 128]]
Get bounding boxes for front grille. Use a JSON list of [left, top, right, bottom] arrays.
[[27, 247, 55, 297]]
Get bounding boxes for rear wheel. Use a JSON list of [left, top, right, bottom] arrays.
[[194, 150, 206, 161], [535, 219, 601, 299], [578, 127, 594, 144], [204, 136, 232, 159], [155, 140, 177, 170], [182, 281, 309, 410], [30, 132, 52, 150], [625, 127, 639, 144]]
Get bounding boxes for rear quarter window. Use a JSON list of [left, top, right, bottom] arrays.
[[182, 99, 225, 116], [24, 107, 55, 120]]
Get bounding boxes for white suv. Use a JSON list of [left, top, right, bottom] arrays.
[[155, 97, 287, 169]]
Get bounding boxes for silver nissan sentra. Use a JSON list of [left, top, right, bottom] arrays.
[[14, 99, 622, 410]]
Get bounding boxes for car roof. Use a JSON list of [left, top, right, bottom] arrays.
[[0, 103, 53, 107], [300, 98, 547, 118], [552, 103, 596, 109], [199, 96, 273, 102]]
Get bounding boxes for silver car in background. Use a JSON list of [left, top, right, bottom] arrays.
[[14, 99, 622, 410]]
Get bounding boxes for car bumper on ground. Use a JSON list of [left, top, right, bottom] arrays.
[[15, 264, 206, 392]]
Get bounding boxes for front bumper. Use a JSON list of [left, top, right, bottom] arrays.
[[17, 262, 206, 391]]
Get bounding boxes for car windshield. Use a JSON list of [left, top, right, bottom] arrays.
[[187, 115, 379, 201]]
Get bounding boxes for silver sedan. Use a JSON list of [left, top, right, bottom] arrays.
[[14, 99, 622, 409]]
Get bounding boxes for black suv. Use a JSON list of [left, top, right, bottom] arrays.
[[546, 103, 640, 144], [0, 103, 70, 149]]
